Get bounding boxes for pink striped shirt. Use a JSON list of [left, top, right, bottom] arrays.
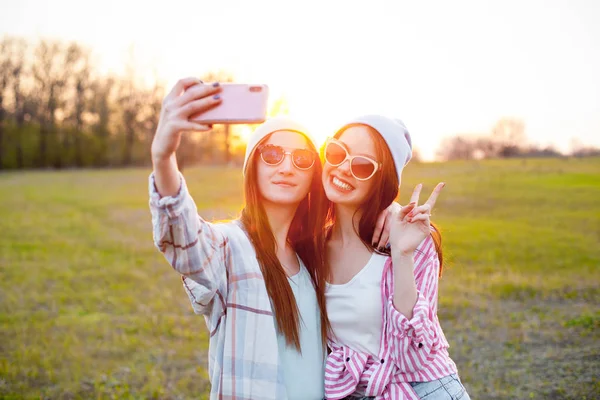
[[324, 236, 458, 399]]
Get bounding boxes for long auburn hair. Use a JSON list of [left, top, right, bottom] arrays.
[[325, 125, 444, 276], [240, 131, 330, 351]]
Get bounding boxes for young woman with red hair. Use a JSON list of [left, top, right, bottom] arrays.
[[149, 78, 329, 400], [321, 115, 470, 399]]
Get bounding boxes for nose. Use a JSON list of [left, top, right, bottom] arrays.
[[336, 158, 352, 176], [278, 153, 294, 175]]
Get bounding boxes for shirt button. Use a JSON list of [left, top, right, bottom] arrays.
[[380, 359, 385, 364], [346, 357, 350, 362], [418, 343, 423, 348]]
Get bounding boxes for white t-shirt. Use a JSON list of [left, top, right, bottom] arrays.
[[276, 258, 325, 400], [325, 253, 388, 357]]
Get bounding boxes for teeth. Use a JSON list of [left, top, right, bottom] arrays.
[[332, 176, 353, 191]]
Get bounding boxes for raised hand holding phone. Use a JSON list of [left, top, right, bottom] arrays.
[[151, 78, 222, 164], [151, 78, 222, 197]]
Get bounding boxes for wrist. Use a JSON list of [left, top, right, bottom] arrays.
[[392, 248, 414, 260], [152, 152, 174, 167]]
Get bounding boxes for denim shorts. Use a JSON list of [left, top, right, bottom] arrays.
[[343, 373, 470, 400], [409, 373, 470, 399]]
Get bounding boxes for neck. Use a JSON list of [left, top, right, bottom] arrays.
[[263, 201, 298, 251], [330, 203, 364, 249]]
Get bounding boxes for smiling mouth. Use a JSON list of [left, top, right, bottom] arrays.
[[331, 175, 355, 192]]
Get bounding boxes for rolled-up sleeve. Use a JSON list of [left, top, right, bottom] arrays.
[[387, 236, 442, 373], [149, 172, 229, 316]]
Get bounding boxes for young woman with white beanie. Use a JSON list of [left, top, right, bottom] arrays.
[[149, 78, 329, 400], [321, 115, 470, 399]]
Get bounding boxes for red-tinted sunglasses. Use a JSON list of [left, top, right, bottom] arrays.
[[324, 138, 380, 180], [258, 144, 316, 170]]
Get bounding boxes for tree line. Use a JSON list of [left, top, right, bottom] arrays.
[[0, 36, 263, 171], [436, 117, 599, 161]]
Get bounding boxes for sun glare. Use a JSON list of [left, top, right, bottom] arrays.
[[238, 126, 254, 142]]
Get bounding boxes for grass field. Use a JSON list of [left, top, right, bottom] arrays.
[[1, 157, 599, 399]]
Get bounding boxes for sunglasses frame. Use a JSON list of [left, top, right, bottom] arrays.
[[324, 138, 381, 181], [257, 144, 316, 171]]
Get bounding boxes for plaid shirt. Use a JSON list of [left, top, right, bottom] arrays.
[[149, 172, 289, 400], [324, 236, 458, 399]]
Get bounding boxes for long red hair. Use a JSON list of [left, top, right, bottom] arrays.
[[241, 132, 330, 351], [325, 125, 444, 275]]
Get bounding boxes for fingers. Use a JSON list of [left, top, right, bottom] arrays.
[[424, 182, 446, 209], [375, 202, 405, 249], [408, 213, 430, 223], [166, 77, 203, 102], [399, 202, 416, 220], [407, 204, 431, 218], [372, 208, 388, 247], [376, 221, 391, 251], [409, 183, 423, 205], [175, 82, 222, 107], [179, 95, 222, 119], [175, 120, 213, 132]]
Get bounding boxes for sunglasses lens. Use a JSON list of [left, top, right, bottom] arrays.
[[325, 142, 347, 165], [293, 149, 315, 169], [351, 157, 376, 179], [260, 145, 284, 165]]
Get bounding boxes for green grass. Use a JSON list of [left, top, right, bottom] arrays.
[[1, 158, 599, 399]]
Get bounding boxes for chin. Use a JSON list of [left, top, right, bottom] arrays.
[[263, 193, 304, 206]]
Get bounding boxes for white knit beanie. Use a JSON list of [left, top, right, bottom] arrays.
[[242, 116, 318, 175], [338, 114, 413, 182]]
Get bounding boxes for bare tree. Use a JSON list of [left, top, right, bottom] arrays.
[[0, 37, 14, 168], [32, 40, 76, 167], [10, 38, 28, 168], [492, 117, 526, 157], [118, 77, 142, 165], [117, 50, 148, 166], [437, 135, 477, 161], [89, 76, 115, 166], [65, 42, 93, 166], [437, 117, 529, 161], [138, 80, 164, 166]]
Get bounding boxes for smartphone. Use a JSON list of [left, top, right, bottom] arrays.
[[189, 83, 269, 124]]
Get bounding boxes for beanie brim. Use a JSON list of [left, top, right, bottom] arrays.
[[242, 116, 318, 175], [339, 115, 412, 183]]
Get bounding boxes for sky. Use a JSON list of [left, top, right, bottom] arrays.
[[1, 0, 599, 160]]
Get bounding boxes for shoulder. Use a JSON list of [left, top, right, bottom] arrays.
[[210, 219, 242, 234], [217, 220, 259, 254], [200, 219, 251, 250]]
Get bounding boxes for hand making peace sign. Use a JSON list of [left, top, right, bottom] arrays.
[[388, 182, 445, 256]]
